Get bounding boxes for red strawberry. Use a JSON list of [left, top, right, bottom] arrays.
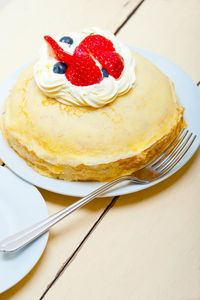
[[93, 50, 124, 79], [44, 35, 72, 65], [80, 34, 124, 79], [66, 45, 102, 86], [81, 34, 115, 52]]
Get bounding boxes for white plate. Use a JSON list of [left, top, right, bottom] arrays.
[[0, 48, 199, 197], [0, 167, 48, 293]]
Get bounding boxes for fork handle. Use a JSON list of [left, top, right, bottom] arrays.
[[0, 175, 142, 252]]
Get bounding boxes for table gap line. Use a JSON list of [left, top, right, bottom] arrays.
[[39, 196, 119, 300], [114, 0, 145, 35]]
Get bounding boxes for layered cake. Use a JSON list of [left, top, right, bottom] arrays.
[[1, 28, 184, 181]]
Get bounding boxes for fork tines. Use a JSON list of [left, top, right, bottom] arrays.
[[151, 128, 197, 176]]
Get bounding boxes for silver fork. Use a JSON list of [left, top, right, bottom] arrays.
[[0, 128, 196, 253]]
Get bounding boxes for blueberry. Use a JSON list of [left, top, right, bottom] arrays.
[[59, 36, 73, 45], [53, 62, 67, 74], [101, 68, 109, 78]]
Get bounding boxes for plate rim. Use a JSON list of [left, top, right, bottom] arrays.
[[0, 48, 199, 198]]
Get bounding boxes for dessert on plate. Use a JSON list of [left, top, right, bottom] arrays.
[[0, 27, 184, 181]]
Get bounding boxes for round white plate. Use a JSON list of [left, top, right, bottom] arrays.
[[0, 48, 199, 197], [0, 167, 48, 293]]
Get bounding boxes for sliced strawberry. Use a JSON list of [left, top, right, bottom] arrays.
[[79, 34, 124, 79], [44, 36, 72, 65], [94, 50, 124, 79], [66, 45, 102, 86], [81, 34, 115, 52]]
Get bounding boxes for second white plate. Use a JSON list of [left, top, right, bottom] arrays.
[[0, 167, 48, 293], [0, 48, 199, 197]]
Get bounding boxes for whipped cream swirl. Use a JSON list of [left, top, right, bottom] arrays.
[[34, 27, 136, 108]]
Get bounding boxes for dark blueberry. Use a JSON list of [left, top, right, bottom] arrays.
[[59, 36, 73, 45], [101, 68, 109, 78], [53, 62, 67, 74]]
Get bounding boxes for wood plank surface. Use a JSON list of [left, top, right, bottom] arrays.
[[117, 0, 200, 82], [0, 0, 200, 299], [46, 150, 200, 300]]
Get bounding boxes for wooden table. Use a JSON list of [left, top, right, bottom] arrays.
[[0, 0, 200, 299]]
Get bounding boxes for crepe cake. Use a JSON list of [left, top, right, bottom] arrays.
[[1, 27, 184, 181]]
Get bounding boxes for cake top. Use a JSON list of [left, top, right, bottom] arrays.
[[34, 27, 136, 108]]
